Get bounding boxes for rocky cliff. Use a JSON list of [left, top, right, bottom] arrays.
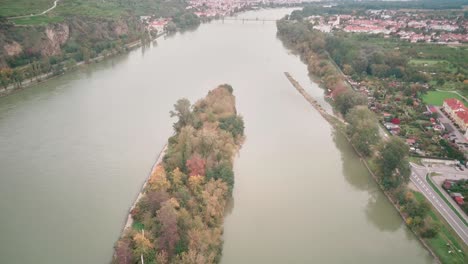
[[0, 16, 144, 67]]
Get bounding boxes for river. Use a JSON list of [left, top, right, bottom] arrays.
[[0, 8, 434, 264]]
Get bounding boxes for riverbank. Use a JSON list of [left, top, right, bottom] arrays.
[[122, 144, 168, 231], [284, 72, 442, 263], [0, 32, 165, 98]]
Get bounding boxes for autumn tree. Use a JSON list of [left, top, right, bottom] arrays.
[[169, 167, 186, 188], [147, 190, 170, 215], [188, 175, 205, 196], [186, 153, 206, 177], [133, 232, 154, 260], [115, 239, 133, 264], [156, 200, 180, 255], [202, 179, 228, 226], [148, 165, 170, 192], [156, 250, 169, 264]]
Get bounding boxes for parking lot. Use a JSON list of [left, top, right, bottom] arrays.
[[435, 107, 468, 152]]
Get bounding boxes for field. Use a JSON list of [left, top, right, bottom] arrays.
[[422, 90, 467, 106], [3, 0, 188, 25], [413, 191, 467, 264], [11, 15, 64, 25], [0, 0, 53, 17]]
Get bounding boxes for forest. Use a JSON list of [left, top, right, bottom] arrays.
[[113, 85, 244, 264]]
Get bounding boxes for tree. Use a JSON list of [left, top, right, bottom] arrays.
[[0, 68, 12, 89], [170, 98, 194, 132], [81, 46, 91, 63], [147, 190, 170, 216], [156, 200, 180, 255], [335, 89, 367, 115], [164, 22, 177, 32], [377, 137, 410, 189], [219, 115, 244, 138], [206, 162, 234, 194], [346, 106, 380, 156], [156, 250, 169, 264], [115, 239, 133, 264], [11, 69, 24, 88], [133, 232, 154, 260], [148, 165, 170, 192], [202, 179, 228, 226], [170, 167, 185, 188], [420, 220, 439, 238], [186, 153, 206, 177]]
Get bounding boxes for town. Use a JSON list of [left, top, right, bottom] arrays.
[[311, 9, 468, 44], [141, 0, 303, 33]]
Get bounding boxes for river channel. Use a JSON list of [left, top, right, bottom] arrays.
[[0, 8, 434, 264]]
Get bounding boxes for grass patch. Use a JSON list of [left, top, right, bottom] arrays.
[[53, 1, 124, 18], [132, 221, 144, 231], [422, 90, 467, 106], [413, 191, 467, 264], [409, 59, 445, 65], [426, 175, 468, 226], [11, 15, 65, 26], [409, 156, 423, 165], [0, 0, 54, 17]]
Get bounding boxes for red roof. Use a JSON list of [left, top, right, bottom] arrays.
[[444, 98, 468, 124], [392, 118, 401, 125], [455, 196, 464, 205]]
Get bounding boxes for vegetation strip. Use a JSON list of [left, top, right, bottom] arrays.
[[113, 85, 244, 264], [426, 175, 468, 226]]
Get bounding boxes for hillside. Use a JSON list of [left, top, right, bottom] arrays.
[[0, 0, 199, 89]]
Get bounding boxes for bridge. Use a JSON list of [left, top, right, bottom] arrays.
[[217, 17, 279, 23]]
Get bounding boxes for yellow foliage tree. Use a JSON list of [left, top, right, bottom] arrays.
[[188, 175, 205, 195], [406, 217, 413, 226], [170, 167, 184, 188], [148, 165, 170, 192], [202, 179, 228, 226], [133, 232, 154, 258]]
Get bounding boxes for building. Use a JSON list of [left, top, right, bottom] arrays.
[[443, 98, 468, 131], [443, 180, 454, 189], [450, 192, 465, 205]]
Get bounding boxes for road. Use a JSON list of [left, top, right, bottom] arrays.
[[410, 163, 468, 245], [8, 0, 60, 19]]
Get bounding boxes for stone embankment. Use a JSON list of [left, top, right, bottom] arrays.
[[122, 144, 168, 231]]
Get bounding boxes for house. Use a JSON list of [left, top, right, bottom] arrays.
[[454, 196, 464, 205], [384, 122, 400, 135], [443, 180, 454, 189], [443, 98, 468, 131], [406, 138, 416, 146]]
